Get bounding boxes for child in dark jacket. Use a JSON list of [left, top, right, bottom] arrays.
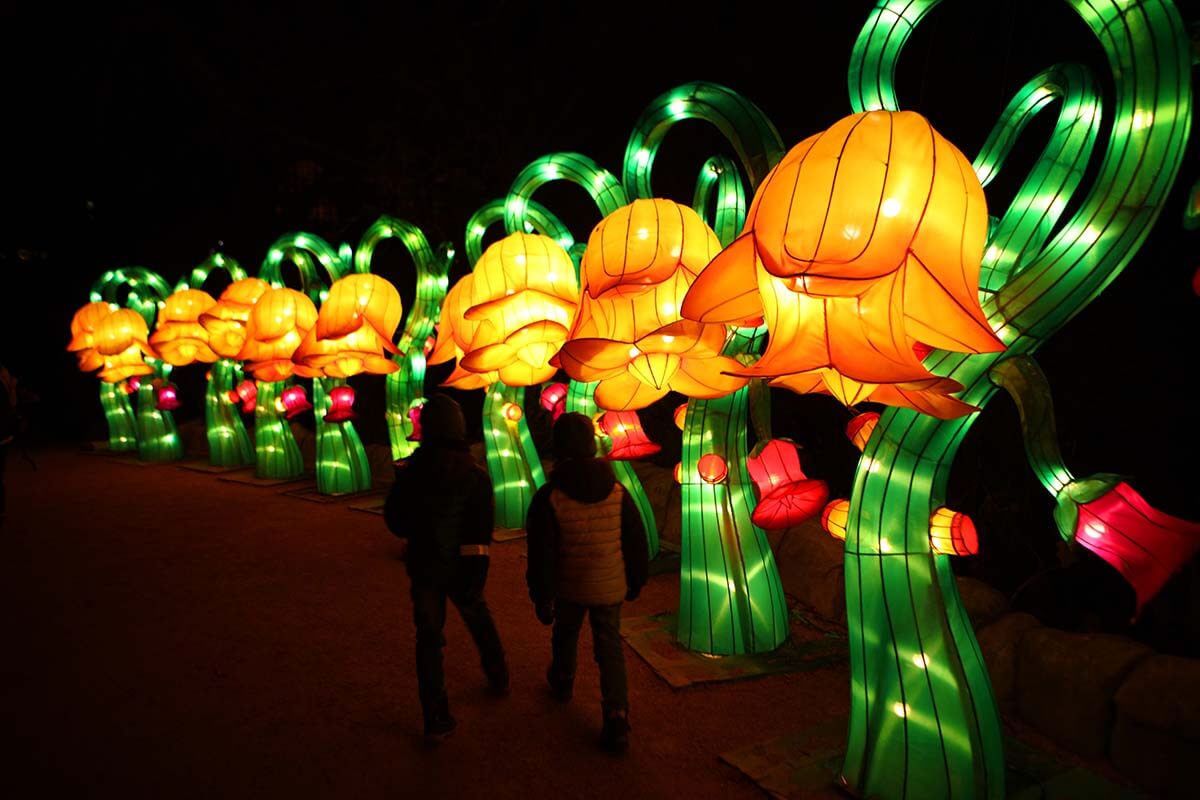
[[525, 411, 649, 754], [385, 393, 508, 745]]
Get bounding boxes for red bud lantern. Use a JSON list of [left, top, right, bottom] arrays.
[[323, 385, 357, 423], [929, 507, 979, 556], [233, 379, 257, 412], [846, 412, 881, 451], [697, 453, 727, 484], [539, 382, 569, 421], [746, 439, 829, 529], [674, 462, 683, 483], [822, 499, 850, 541], [156, 383, 182, 411], [600, 410, 661, 460], [673, 403, 688, 431], [277, 385, 312, 419], [124, 376, 141, 395]]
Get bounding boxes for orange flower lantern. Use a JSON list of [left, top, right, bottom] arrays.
[[67, 301, 117, 373], [746, 439, 828, 529], [429, 274, 497, 390], [673, 402, 688, 431], [93, 308, 159, 383], [293, 273, 403, 378], [846, 412, 881, 451], [237, 288, 318, 382], [599, 410, 661, 460], [198, 278, 271, 359], [822, 499, 851, 542], [455, 232, 579, 387], [929, 507, 980, 556], [682, 110, 1005, 419], [149, 289, 218, 366], [557, 198, 747, 411]]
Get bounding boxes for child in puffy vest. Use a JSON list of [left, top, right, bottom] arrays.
[[525, 412, 649, 754]]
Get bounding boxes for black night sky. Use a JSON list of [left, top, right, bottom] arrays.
[[3, 1, 1199, 605]]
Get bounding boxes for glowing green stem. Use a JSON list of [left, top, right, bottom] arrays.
[[204, 359, 254, 467], [135, 377, 182, 462], [482, 383, 544, 529], [99, 382, 137, 452], [253, 381, 303, 480], [313, 378, 372, 495]]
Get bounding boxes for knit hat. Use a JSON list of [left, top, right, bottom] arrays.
[[552, 412, 597, 460], [419, 393, 467, 443]]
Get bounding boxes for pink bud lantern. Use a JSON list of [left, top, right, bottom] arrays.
[[539, 382, 568, 421], [156, 383, 182, 412], [600, 411, 661, 460], [746, 439, 829, 530], [227, 379, 257, 413], [124, 376, 141, 395], [407, 402, 424, 442], [323, 385, 357, 423], [277, 385, 312, 420]]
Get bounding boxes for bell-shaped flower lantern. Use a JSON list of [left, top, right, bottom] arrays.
[[67, 301, 118, 373], [599, 410, 661, 460], [198, 278, 272, 359], [322, 385, 357, 423], [558, 198, 747, 411], [149, 289, 218, 366], [93, 308, 159, 383], [746, 439, 829, 530], [683, 110, 1005, 419], [237, 288, 318, 382], [293, 273, 403, 378]]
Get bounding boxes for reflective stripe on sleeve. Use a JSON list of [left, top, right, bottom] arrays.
[[459, 544, 490, 556]]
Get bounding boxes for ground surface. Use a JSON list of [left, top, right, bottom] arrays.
[[1, 447, 850, 799]]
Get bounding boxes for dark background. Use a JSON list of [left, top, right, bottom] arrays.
[[3, 1, 1198, 645]]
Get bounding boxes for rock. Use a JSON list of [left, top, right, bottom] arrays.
[[770, 518, 845, 623], [1110, 654, 1200, 796], [292, 422, 316, 466], [954, 576, 1010, 629], [975, 612, 1041, 714], [176, 418, 207, 457], [630, 460, 679, 551], [1015, 628, 1151, 757], [364, 443, 394, 487]]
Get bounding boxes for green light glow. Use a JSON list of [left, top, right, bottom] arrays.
[[838, 2, 1191, 797], [99, 382, 137, 453], [135, 374, 182, 463], [482, 383, 544, 529], [252, 380, 303, 480], [355, 216, 452, 460], [259, 232, 372, 493]]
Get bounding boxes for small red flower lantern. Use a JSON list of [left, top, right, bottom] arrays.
[[599, 410, 661, 460], [124, 376, 141, 395], [846, 412, 880, 451], [407, 402, 424, 442], [929, 507, 979, 556], [155, 383, 182, 411], [746, 439, 828, 529], [539, 382, 569, 421], [277, 385, 313, 419], [822, 499, 850, 541], [231, 379, 257, 412], [323, 386, 357, 423], [697, 453, 727, 484]]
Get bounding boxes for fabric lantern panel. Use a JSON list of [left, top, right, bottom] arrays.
[[323, 385, 357, 423], [67, 301, 118, 373], [822, 499, 850, 541], [149, 289, 219, 366], [599, 410, 661, 460], [747, 439, 828, 529], [93, 308, 159, 383], [929, 508, 979, 556], [293, 274, 403, 379], [237, 288, 318, 382], [199, 278, 272, 359]]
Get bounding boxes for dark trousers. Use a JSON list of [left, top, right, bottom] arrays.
[[551, 600, 627, 714], [410, 583, 506, 717]]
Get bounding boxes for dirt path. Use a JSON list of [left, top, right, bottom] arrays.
[[1, 447, 850, 799]]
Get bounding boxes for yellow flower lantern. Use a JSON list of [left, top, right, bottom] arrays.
[[93, 308, 159, 383], [198, 278, 271, 359], [149, 289, 218, 366], [293, 273, 403, 378], [237, 288, 318, 382], [821, 498, 851, 542], [429, 274, 498, 390], [682, 110, 1005, 418], [67, 301, 118, 373], [557, 198, 747, 410], [929, 507, 980, 556], [455, 232, 579, 387]]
